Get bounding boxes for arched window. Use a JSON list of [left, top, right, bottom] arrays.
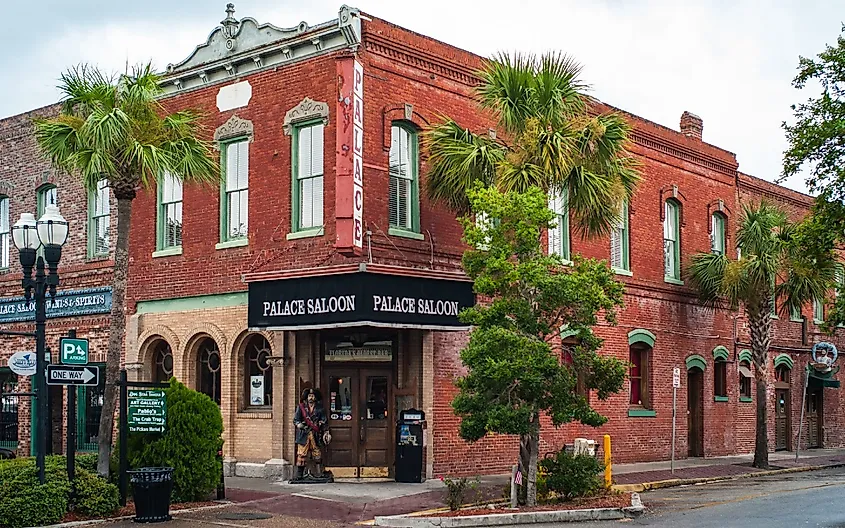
[[629, 344, 651, 408], [714, 358, 727, 399], [197, 338, 221, 405], [739, 360, 752, 400], [561, 338, 588, 403], [388, 122, 420, 236], [663, 200, 681, 282], [88, 179, 110, 257], [610, 200, 629, 272], [710, 213, 726, 255], [152, 341, 174, 384], [776, 365, 790, 384], [244, 335, 272, 407], [37, 184, 58, 216]]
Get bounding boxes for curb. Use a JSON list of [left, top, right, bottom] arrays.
[[611, 461, 845, 493], [374, 508, 633, 527], [38, 497, 281, 528]]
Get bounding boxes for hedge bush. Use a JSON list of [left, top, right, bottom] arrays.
[[0, 457, 71, 528], [73, 469, 119, 517], [538, 451, 604, 501], [126, 378, 223, 502]]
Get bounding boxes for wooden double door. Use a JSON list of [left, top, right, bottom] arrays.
[[806, 389, 823, 449], [324, 367, 393, 477]]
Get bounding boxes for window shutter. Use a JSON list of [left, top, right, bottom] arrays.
[[311, 124, 324, 176], [610, 227, 622, 268], [389, 125, 412, 229], [548, 193, 562, 256], [226, 143, 239, 191]]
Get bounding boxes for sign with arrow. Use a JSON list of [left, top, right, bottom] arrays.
[[60, 337, 89, 365], [46, 365, 99, 386]]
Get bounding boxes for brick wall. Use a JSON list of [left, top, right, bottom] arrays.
[[0, 104, 116, 456]]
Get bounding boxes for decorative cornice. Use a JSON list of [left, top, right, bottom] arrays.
[[160, 5, 361, 95], [214, 115, 254, 142], [363, 34, 481, 88], [630, 129, 737, 177], [283, 97, 330, 135]]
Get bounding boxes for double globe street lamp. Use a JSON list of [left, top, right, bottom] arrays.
[[10, 205, 68, 483]]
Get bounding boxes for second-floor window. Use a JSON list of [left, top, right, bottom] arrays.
[[37, 185, 57, 217], [389, 123, 420, 234], [0, 196, 8, 269], [88, 179, 110, 257], [610, 200, 629, 272], [664, 200, 681, 281], [711, 213, 726, 255], [222, 140, 249, 242], [158, 172, 183, 250], [548, 189, 570, 260], [814, 297, 825, 323], [293, 122, 324, 232]]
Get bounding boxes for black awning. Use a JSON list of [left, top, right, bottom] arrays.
[[807, 365, 841, 389], [248, 270, 475, 331]]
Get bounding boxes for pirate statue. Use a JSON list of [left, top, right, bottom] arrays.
[[292, 388, 332, 482]]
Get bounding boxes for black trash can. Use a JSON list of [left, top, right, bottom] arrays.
[[128, 467, 174, 523]]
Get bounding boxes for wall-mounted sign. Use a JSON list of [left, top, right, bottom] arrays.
[[7, 351, 36, 376], [812, 342, 838, 372], [250, 375, 265, 406], [128, 389, 167, 434], [0, 287, 112, 323], [326, 345, 393, 362], [336, 57, 365, 255], [248, 271, 475, 330]]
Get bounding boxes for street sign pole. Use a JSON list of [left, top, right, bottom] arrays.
[[66, 329, 77, 486], [671, 367, 681, 474]]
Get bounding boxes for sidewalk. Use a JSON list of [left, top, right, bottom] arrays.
[[612, 447, 845, 489]]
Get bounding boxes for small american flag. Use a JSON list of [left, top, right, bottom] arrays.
[[514, 468, 523, 486]]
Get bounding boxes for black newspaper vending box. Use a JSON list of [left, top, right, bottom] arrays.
[[395, 409, 425, 483]]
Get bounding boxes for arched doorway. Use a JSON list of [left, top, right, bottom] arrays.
[[152, 340, 174, 384], [687, 366, 704, 457], [775, 364, 791, 450], [196, 337, 222, 405]]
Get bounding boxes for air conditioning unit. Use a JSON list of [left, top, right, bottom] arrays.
[[573, 438, 596, 457]]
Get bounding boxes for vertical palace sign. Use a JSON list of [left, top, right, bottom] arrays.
[[336, 57, 364, 255]]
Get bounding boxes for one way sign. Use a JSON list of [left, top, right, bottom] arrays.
[[46, 365, 99, 386]]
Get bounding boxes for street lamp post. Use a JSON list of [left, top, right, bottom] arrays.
[[11, 205, 68, 484]]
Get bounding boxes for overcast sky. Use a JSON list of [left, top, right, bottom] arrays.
[[5, 1, 842, 193]]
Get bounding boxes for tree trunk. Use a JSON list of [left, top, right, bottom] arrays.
[[97, 196, 133, 477], [518, 419, 540, 507], [748, 302, 772, 469]]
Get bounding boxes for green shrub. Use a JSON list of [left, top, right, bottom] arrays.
[[76, 453, 98, 473], [0, 458, 71, 528], [126, 379, 223, 502], [538, 451, 604, 501], [440, 476, 480, 510], [73, 469, 119, 517]]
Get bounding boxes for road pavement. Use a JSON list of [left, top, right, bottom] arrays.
[[532, 466, 845, 527]]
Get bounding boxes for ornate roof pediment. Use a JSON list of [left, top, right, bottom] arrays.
[[161, 5, 361, 95]]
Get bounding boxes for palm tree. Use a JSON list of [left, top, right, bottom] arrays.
[[33, 63, 219, 476], [425, 52, 640, 237], [687, 201, 836, 468]]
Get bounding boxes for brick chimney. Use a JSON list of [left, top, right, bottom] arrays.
[[680, 111, 703, 140]]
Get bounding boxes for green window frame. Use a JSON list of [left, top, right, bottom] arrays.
[[157, 172, 183, 252], [814, 297, 825, 323], [220, 139, 249, 244], [549, 189, 570, 261], [388, 122, 421, 237], [37, 184, 57, 217], [663, 200, 681, 283], [610, 200, 629, 272], [0, 195, 9, 270], [711, 213, 726, 255], [291, 121, 324, 235], [76, 363, 106, 452], [87, 179, 110, 258]]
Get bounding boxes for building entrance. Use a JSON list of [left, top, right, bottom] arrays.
[[324, 367, 393, 477]]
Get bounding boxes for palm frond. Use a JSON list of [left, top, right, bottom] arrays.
[[476, 52, 537, 135], [424, 120, 505, 212], [687, 252, 732, 307]]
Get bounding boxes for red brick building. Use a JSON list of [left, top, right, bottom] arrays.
[[0, 105, 115, 457], [3, 4, 839, 478]]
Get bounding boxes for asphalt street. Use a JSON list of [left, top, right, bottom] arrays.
[[533, 466, 845, 528]]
